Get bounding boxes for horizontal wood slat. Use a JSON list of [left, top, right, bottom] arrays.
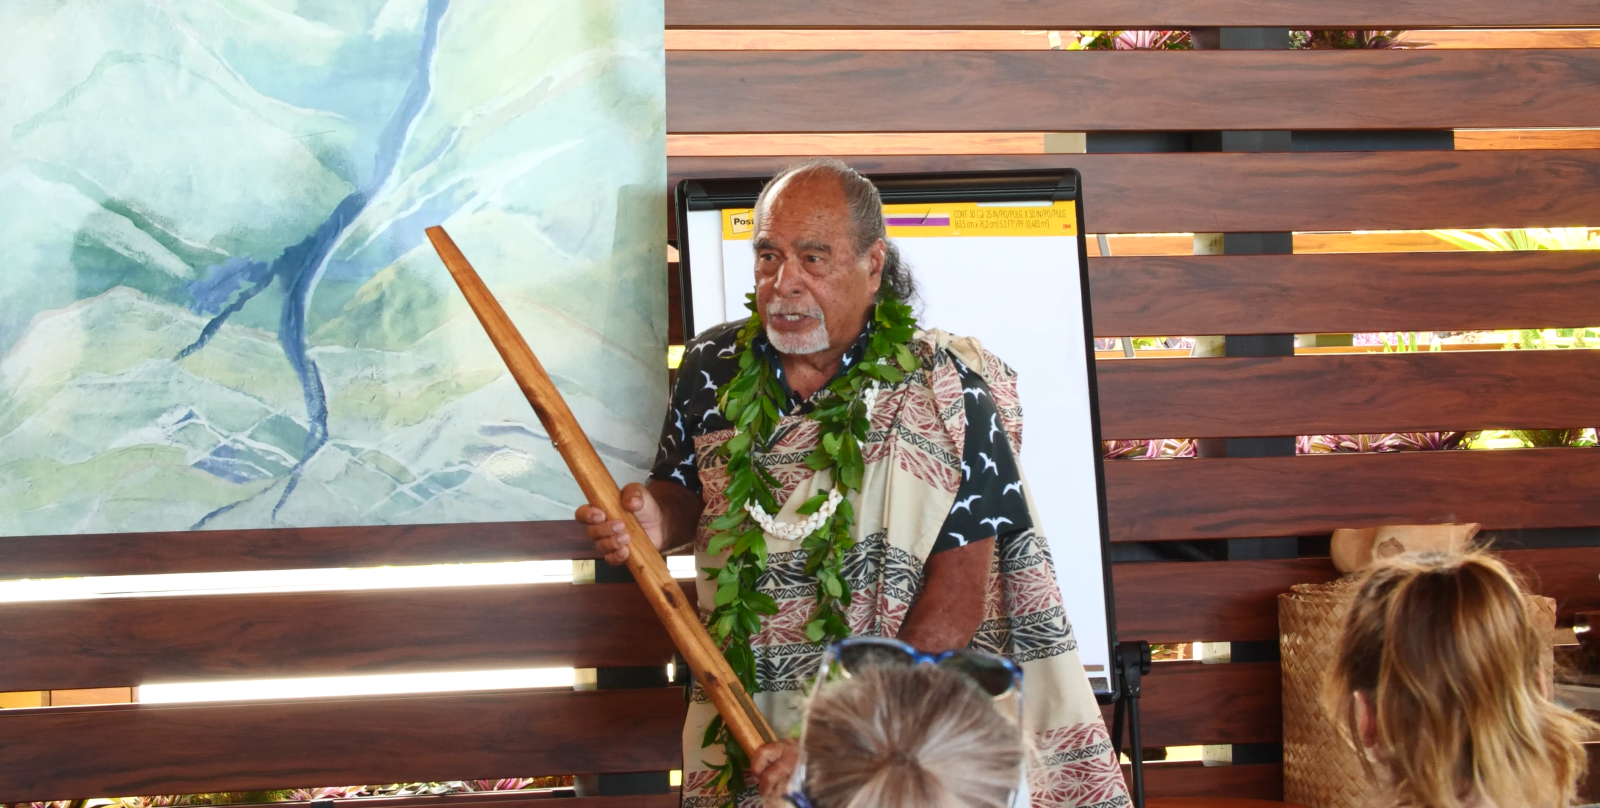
[[242, 796, 680, 808], [669, 150, 1600, 235], [666, 29, 1600, 52], [0, 688, 684, 803], [0, 521, 594, 580], [1135, 763, 1282, 800], [1099, 661, 1281, 747], [430, 799, 677, 808], [667, 51, 1600, 133], [1115, 558, 1338, 643], [1089, 251, 1600, 337], [0, 582, 684, 692], [1096, 350, 1600, 440], [1112, 548, 1600, 643], [668, 129, 1600, 157], [666, 0, 1600, 29], [1502, 547, 1600, 626], [1106, 449, 1600, 542]]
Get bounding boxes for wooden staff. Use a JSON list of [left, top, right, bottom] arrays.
[[425, 226, 777, 757]]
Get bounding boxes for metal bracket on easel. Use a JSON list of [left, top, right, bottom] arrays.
[[1109, 640, 1152, 808]]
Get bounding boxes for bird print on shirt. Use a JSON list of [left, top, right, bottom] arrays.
[[930, 357, 1033, 555], [980, 452, 999, 475], [980, 516, 1013, 534]]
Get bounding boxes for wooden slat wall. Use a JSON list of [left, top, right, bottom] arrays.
[[1088, 251, 1600, 337], [666, 29, 1600, 51], [0, 520, 595, 579], [1100, 662, 1283, 747], [1134, 763, 1283, 799], [1098, 351, 1600, 439], [0, 689, 685, 803], [7, 3, 1600, 804], [669, 151, 1600, 234], [0, 583, 684, 692], [666, 0, 1600, 29], [236, 795, 681, 808], [667, 50, 1600, 132], [1113, 548, 1600, 643], [1106, 451, 1600, 541]]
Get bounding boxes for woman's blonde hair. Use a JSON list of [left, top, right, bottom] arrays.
[[1327, 551, 1596, 807], [798, 665, 1026, 808]]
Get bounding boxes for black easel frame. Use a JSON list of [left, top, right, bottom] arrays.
[[1109, 640, 1152, 808]]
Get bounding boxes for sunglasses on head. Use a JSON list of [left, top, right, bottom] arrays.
[[819, 636, 1023, 698]]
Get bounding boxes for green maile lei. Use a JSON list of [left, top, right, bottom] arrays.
[[699, 293, 919, 800]]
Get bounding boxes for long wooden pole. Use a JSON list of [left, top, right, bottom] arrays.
[[424, 226, 776, 757]]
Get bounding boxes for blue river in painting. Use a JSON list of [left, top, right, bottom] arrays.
[[180, 0, 451, 525]]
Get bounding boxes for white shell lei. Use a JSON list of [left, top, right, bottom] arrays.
[[744, 487, 842, 541], [740, 365, 889, 542]]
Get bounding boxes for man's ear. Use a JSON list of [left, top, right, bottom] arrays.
[[865, 239, 886, 285], [1353, 690, 1379, 751]]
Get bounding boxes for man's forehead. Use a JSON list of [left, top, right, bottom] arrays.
[[759, 172, 850, 219], [758, 179, 851, 245]]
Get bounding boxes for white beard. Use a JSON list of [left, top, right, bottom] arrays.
[[766, 304, 830, 355]]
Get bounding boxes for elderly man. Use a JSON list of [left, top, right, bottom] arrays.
[[576, 159, 1126, 808]]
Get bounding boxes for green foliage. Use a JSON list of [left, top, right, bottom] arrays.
[[1290, 30, 1419, 49], [1377, 332, 1440, 353], [1432, 228, 1600, 253], [1069, 30, 1191, 50], [1463, 429, 1597, 450], [701, 294, 920, 803]]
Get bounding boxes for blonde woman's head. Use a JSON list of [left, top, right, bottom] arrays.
[[1328, 551, 1595, 807], [797, 664, 1027, 808]]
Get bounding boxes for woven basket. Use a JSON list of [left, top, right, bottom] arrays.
[[1280, 578, 1559, 808], [1280, 577, 1372, 808]]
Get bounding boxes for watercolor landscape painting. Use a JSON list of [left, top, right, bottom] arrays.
[[0, 0, 667, 536]]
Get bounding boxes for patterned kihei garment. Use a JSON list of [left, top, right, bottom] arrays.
[[666, 326, 1128, 808]]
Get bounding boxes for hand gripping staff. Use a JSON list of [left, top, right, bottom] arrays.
[[425, 226, 778, 757]]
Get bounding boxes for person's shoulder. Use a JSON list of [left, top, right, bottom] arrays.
[[679, 318, 749, 370], [691, 318, 748, 347], [913, 327, 1018, 383]]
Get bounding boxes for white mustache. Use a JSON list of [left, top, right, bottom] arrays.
[[766, 303, 824, 319]]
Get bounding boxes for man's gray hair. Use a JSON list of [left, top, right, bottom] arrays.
[[753, 158, 917, 304]]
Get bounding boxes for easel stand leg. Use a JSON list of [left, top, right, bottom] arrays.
[[1110, 640, 1151, 808]]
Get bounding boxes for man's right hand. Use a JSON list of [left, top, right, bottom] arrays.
[[575, 481, 666, 565]]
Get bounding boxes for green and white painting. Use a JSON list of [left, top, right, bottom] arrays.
[[0, 1, 667, 536]]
